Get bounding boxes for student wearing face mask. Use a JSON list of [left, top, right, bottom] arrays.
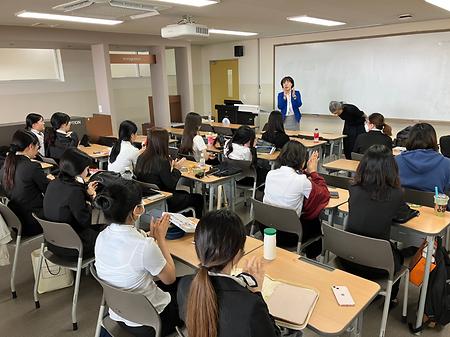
[[353, 113, 393, 154], [94, 179, 182, 337], [277, 76, 302, 131]]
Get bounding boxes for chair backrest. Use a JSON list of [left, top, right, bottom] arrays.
[[224, 158, 256, 180], [97, 136, 118, 147], [262, 123, 268, 132], [32, 214, 83, 256], [440, 135, 450, 158], [177, 152, 196, 162], [200, 123, 214, 132], [168, 146, 179, 160], [251, 198, 302, 237], [402, 188, 435, 208], [321, 174, 351, 189], [351, 152, 364, 161], [90, 265, 162, 337], [132, 179, 160, 191], [322, 224, 395, 279], [213, 126, 233, 137], [0, 201, 22, 234]]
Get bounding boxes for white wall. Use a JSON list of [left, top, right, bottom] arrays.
[[193, 18, 450, 138]]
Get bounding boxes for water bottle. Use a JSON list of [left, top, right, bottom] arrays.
[[199, 152, 206, 167], [263, 228, 277, 260], [208, 111, 212, 122], [314, 128, 320, 143]]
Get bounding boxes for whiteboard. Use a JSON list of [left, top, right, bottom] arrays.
[[274, 31, 450, 121]]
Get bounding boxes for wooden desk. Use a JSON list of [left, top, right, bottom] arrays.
[[297, 131, 347, 142], [167, 235, 263, 269], [167, 127, 210, 138], [239, 247, 379, 335], [142, 191, 172, 208], [134, 135, 177, 144], [207, 121, 257, 130], [32, 160, 53, 174], [79, 144, 111, 169], [337, 202, 450, 331], [180, 160, 238, 212], [325, 188, 349, 209], [323, 159, 359, 174]]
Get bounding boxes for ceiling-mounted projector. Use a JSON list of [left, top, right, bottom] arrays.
[[161, 16, 208, 39]]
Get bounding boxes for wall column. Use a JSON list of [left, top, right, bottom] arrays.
[[90, 43, 117, 133], [149, 46, 171, 128], [175, 46, 194, 118]]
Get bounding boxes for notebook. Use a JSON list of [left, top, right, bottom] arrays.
[[262, 276, 319, 330], [164, 212, 197, 233]]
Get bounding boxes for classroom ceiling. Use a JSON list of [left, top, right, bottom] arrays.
[[1, 0, 450, 44]]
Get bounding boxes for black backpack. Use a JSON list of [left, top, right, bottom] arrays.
[[425, 237, 450, 326], [394, 126, 412, 147]]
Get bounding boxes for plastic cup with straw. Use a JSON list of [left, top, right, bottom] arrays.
[[434, 186, 449, 217]]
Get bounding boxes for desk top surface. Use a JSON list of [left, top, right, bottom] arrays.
[[142, 191, 172, 207], [325, 187, 349, 209], [167, 235, 263, 268], [32, 160, 53, 170], [79, 144, 111, 159], [297, 131, 347, 141], [323, 159, 359, 173], [207, 122, 257, 130], [180, 160, 234, 184], [240, 247, 380, 335]]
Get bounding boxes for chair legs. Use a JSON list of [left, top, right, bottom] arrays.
[[379, 280, 393, 337], [94, 295, 106, 337], [72, 257, 83, 331], [402, 270, 409, 322], [33, 242, 45, 309], [10, 235, 21, 299]]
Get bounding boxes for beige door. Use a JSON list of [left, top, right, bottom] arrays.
[[210, 59, 239, 117]]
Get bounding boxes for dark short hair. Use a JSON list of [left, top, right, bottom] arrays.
[[50, 112, 70, 130], [352, 144, 400, 201], [59, 148, 92, 179], [275, 140, 307, 170], [94, 179, 143, 224], [406, 123, 439, 152], [26, 113, 43, 130], [280, 76, 294, 87]]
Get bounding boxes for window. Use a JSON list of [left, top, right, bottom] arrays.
[[0, 48, 63, 81]]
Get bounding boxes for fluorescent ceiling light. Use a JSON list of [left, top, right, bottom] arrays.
[[154, 0, 219, 7], [209, 29, 257, 36], [425, 0, 450, 11], [15, 10, 123, 25], [130, 10, 160, 20], [287, 15, 346, 26]]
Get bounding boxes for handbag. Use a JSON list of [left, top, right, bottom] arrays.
[[31, 248, 74, 294], [409, 239, 437, 287], [393, 203, 420, 224]]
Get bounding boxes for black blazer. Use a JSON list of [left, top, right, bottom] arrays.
[[262, 130, 290, 149], [46, 131, 79, 160], [353, 130, 393, 154], [43, 177, 92, 237], [0, 156, 49, 236], [347, 185, 404, 241], [135, 157, 181, 192], [178, 274, 281, 337]]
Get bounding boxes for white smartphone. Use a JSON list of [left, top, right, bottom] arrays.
[[331, 285, 355, 306]]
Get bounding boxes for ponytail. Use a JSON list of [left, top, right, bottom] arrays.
[[382, 123, 392, 137], [186, 267, 218, 337], [3, 145, 20, 192], [109, 121, 138, 164]]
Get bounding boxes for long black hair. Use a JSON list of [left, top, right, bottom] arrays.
[[94, 179, 142, 224], [226, 125, 256, 162], [266, 110, 285, 135], [2, 130, 39, 192], [180, 112, 202, 155], [109, 120, 138, 164], [26, 113, 44, 130], [58, 148, 92, 182], [352, 144, 400, 201], [135, 128, 170, 180], [45, 112, 71, 147], [186, 209, 246, 337]]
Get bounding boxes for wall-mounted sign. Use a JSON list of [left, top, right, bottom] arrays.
[[109, 54, 156, 64]]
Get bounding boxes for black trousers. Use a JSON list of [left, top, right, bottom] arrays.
[[167, 190, 203, 217], [115, 278, 183, 337], [339, 244, 404, 300], [343, 124, 366, 159]]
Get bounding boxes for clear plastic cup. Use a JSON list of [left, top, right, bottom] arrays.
[[434, 193, 449, 217]]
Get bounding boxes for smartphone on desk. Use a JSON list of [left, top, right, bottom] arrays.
[[332, 285, 355, 306], [329, 190, 340, 199]]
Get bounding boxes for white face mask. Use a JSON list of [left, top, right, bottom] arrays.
[[364, 122, 369, 132]]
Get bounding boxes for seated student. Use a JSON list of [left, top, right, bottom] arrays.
[[353, 113, 393, 154], [263, 141, 329, 258], [108, 120, 143, 174], [26, 113, 46, 158], [178, 209, 280, 337], [95, 180, 182, 337], [224, 125, 256, 163], [179, 112, 215, 163], [262, 110, 290, 149], [343, 144, 405, 303], [135, 128, 203, 217], [45, 112, 79, 161], [0, 130, 52, 236], [395, 123, 450, 194], [43, 148, 101, 259]]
